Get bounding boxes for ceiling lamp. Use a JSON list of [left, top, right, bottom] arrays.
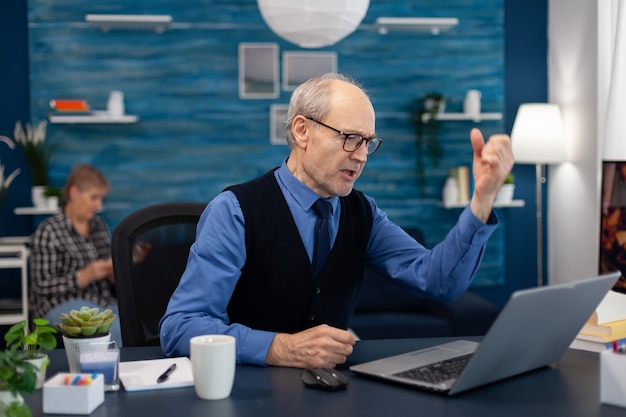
[[257, 0, 370, 48]]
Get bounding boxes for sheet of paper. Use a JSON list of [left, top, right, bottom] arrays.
[[119, 357, 194, 392]]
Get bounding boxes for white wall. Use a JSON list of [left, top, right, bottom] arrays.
[[548, 0, 601, 284]]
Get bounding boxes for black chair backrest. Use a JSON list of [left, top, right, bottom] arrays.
[[111, 202, 207, 347]]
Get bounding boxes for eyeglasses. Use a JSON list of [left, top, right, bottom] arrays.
[[304, 116, 383, 156]]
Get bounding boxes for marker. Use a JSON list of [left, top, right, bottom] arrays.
[[71, 375, 82, 386], [157, 363, 177, 383], [64, 375, 71, 386]]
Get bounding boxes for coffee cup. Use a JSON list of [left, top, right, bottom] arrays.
[[190, 335, 236, 400]]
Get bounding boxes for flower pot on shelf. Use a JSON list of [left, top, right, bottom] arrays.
[[495, 184, 515, 204], [31, 185, 47, 208]]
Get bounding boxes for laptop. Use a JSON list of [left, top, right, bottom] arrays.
[[350, 272, 620, 395]]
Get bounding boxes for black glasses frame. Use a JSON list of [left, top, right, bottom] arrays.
[[304, 116, 383, 155]]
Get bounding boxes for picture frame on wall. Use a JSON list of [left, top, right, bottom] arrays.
[[270, 104, 289, 145], [282, 51, 337, 91], [239, 43, 279, 99], [599, 161, 626, 293]]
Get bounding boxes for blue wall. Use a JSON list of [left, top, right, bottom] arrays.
[[1, 0, 548, 307]]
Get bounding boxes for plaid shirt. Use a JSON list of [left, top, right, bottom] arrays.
[[29, 212, 115, 318]]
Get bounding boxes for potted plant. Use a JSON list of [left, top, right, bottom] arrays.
[[495, 172, 515, 204], [413, 92, 447, 188], [0, 349, 37, 417], [0, 137, 21, 209], [4, 319, 57, 389], [54, 307, 116, 373], [10, 120, 54, 208], [42, 186, 61, 210]]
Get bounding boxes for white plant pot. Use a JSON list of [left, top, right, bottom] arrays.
[[46, 196, 59, 210], [62, 334, 111, 373], [0, 390, 24, 416], [495, 184, 515, 204], [31, 185, 47, 208], [25, 354, 50, 389]]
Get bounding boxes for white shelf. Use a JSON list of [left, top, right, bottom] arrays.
[[375, 17, 459, 35], [85, 14, 172, 33], [14, 206, 60, 215], [440, 199, 526, 209], [0, 244, 29, 325], [421, 112, 503, 123], [49, 111, 138, 124]]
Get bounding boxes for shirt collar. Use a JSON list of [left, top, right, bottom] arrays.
[[275, 158, 339, 214]]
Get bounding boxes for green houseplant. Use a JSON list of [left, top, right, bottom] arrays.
[[4, 319, 57, 389], [0, 349, 37, 417], [55, 307, 115, 338], [0, 137, 21, 209], [413, 92, 448, 188], [11, 120, 52, 187], [55, 307, 116, 373]]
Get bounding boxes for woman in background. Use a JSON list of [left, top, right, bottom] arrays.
[[29, 163, 121, 345]]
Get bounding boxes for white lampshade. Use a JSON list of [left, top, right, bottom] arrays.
[[257, 0, 369, 48], [511, 103, 568, 164]]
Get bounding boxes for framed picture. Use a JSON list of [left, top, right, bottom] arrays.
[[270, 104, 289, 145], [599, 161, 626, 293], [238, 43, 279, 99], [282, 51, 337, 91]]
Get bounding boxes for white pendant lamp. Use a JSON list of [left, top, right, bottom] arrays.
[[257, 0, 370, 48]]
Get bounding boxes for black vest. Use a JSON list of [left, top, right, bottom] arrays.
[[225, 169, 373, 333]]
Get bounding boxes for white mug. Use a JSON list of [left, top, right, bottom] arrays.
[[190, 335, 236, 400]]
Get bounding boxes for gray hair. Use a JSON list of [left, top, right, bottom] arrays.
[[284, 73, 366, 147]]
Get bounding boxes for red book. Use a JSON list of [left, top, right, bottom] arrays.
[[49, 99, 90, 112]]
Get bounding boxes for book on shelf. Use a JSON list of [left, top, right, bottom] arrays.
[[49, 99, 90, 113], [570, 337, 626, 353], [581, 318, 626, 337], [588, 290, 626, 325], [576, 331, 626, 343]]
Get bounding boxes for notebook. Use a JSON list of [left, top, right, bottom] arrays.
[[350, 272, 620, 395], [119, 357, 194, 392]]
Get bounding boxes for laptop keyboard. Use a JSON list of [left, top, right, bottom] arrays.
[[392, 354, 473, 385]]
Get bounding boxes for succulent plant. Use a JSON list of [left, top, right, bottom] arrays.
[[55, 306, 116, 338]]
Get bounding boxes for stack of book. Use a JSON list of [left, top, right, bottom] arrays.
[[571, 290, 626, 352], [49, 99, 91, 115]]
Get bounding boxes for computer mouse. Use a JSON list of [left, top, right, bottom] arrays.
[[301, 368, 349, 391]]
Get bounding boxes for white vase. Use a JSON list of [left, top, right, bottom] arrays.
[[25, 354, 50, 389], [463, 89, 482, 117], [495, 184, 515, 204], [46, 196, 59, 210], [31, 185, 47, 208], [62, 334, 111, 373], [442, 177, 459, 205], [0, 391, 23, 417]]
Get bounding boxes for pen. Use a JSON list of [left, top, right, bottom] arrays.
[[157, 363, 177, 383]]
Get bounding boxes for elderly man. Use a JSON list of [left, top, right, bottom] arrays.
[[159, 73, 514, 368]]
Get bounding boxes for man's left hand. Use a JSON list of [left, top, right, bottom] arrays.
[[469, 128, 514, 222]]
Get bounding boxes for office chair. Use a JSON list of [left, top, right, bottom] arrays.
[[111, 202, 207, 347]]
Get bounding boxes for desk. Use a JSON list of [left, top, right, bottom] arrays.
[[25, 338, 626, 417]]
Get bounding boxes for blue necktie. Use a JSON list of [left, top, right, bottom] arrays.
[[312, 199, 332, 276]]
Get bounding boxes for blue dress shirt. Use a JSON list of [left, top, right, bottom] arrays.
[[159, 160, 498, 365]]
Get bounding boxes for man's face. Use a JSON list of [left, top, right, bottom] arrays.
[[297, 81, 376, 198]]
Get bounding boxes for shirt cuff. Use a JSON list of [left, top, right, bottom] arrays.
[[237, 329, 277, 366], [458, 206, 498, 246]]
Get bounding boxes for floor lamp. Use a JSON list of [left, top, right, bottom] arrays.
[[511, 103, 567, 286]]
